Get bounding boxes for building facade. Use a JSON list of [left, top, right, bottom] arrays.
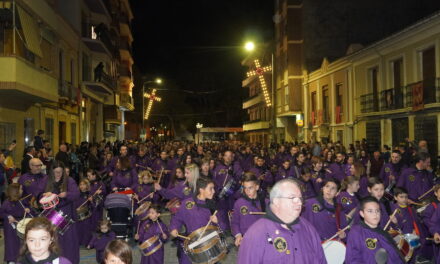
[[0, 0, 134, 163]]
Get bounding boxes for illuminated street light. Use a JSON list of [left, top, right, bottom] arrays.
[[245, 41, 255, 52]]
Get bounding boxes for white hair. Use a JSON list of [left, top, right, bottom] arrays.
[[269, 178, 301, 204]]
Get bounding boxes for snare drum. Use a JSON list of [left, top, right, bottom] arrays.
[[16, 218, 33, 239], [39, 194, 59, 210], [76, 205, 91, 221], [322, 240, 346, 264], [165, 198, 181, 214], [183, 225, 227, 264], [139, 235, 163, 256], [388, 229, 415, 262], [135, 201, 151, 216], [218, 179, 238, 199], [43, 209, 74, 235]]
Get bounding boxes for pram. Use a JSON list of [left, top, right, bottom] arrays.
[[104, 193, 133, 239]]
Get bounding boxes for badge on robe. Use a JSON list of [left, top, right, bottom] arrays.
[[384, 167, 390, 173], [137, 186, 143, 192], [219, 169, 226, 174], [312, 204, 321, 213], [24, 179, 32, 187], [240, 206, 249, 215], [183, 187, 191, 196], [409, 175, 415, 182], [185, 201, 195, 209], [312, 173, 317, 179], [273, 237, 287, 253], [365, 238, 377, 250], [341, 197, 350, 205]]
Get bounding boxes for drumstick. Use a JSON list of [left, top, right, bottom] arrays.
[[20, 194, 32, 201], [418, 186, 435, 200], [383, 208, 399, 231], [322, 224, 352, 244], [138, 192, 155, 204], [249, 212, 266, 215], [177, 234, 190, 240], [18, 200, 34, 218], [156, 220, 165, 236], [157, 168, 164, 184], [135, 220, 142, 237], [197, 210, 218, 241], [222, 174, 229, 187]]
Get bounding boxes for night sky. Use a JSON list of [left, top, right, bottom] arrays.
[[129, 0, 274, 128]]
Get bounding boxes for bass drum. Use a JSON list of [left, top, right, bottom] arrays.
[[322, 240, 345, 264], [183, 225, 227, 264]]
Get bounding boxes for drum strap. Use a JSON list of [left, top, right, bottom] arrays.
[[407, 207, 420, 236]]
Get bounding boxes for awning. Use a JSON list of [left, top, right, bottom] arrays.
[[16, 5, 42, 57]]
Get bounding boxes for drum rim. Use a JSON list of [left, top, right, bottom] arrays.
[[135, 201, 152, 216], [139, 235, 163, 256], [184, 225, 222, 253], [139, 235, 160, 248], [188, 249, 227, 264], [16, 218, 33, 239]]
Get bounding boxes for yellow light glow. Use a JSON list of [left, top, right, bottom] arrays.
[[245, 41, 255, 51]]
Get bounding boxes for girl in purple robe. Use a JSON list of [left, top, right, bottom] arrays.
[[351, 161, 369, 198], [345, 196, 405, 263], [298, 167, 316, 200], [86, 169, 106, 232], [110, 156, 138, 192], [1, 183, 29, 263], [136, 204, 169, 264], [337, 175, 360, 218], [310, 156, 325, 194], [103, 239, 132, 264], [303, 178, 348, 241], [133, 170, 160, 232], [87, 219, 116, 264], [74, 179, 93, 247], [17, 217, 72, 264]]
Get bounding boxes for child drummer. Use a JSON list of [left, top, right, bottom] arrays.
[[135, 204, 169, 264], [345, 196, 405, 263], [87, 219, 116, 264], [74, 179, 94, 247]]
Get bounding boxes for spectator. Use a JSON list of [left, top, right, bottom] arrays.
[[369, 150, 384, 178], [94, 62, 104, 82], [55, 143, 70, 168], [21, 146, 35, 174], [34, 129, 45, 151]]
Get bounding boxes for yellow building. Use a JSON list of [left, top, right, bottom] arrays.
[[0, 0, 134, 164], [303, 11, 440, 161]]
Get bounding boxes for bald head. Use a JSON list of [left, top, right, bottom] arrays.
[[270, 179, 303, 223], [29, 158, 43, 174]]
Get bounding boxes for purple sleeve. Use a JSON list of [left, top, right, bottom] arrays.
[[345, 227, 365, 264], [87, 234, 97, 248], [158, 185, 184, 200], [429, 207, 440, 235], [130, 169, 138, 187], [169, 207, 185, 231], [66, 178, 80, 201], [231, 200, 242, 236]]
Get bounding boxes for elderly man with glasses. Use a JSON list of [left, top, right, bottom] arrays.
[[238, 178, 326, 263], [18, 158, 48, 207]]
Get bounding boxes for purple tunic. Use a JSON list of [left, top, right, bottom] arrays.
[[302, 197, 347, 241], [237, 217, 327, 263], [131, 154, 151, 172], [274, 166, 294, 182], [0, 200, 26, 262], [273, 152, 287, 167], [298, 178, 316, 200], [87, 231, 116, 263], [345, 222, 405, 264], [157, 180, 192, 201], [231, 196, 266, 237], [151, 158, 172, 187], [110, 168, 138, 190], [89, 181, 106, 231], [325, 162, 347, 181], [397, 167, 434, 202], [18, 172, 48, 205], [310, 170, 325, 194], [139, 220, 169, 264], [73, 191, 93, 246], [249, 166, 273, 191], [358, 176, 369, 198], [17, 255, 72, 264], [239, 153, 254, 172], [291, 163, 306, 179], [337, 191, 359, 214], [379, 162, 406, 188]]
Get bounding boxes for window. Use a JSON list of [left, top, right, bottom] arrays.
[[91, 26, 98, 39], [70, 59, 75, 85], [0, 122, 15, 150], [392, 59, 403, 88], [368, 67, 379, 111], [59, 50, 64, 82], [335, 83, 343, 123], [421, 47, 436, 103], [45, 118, 54, 148], [24, 118, 34, 146], [311, 91, 317, 125], [71, 123, 76, 145], [322, 86, 329, 123]]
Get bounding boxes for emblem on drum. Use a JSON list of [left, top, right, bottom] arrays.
[[24, 179, 32, 187], [365, 238, 377, 250], [409, 175, 415, 182], [312, 204, 321, 213], [385, 167, 390, 173], [273, 237, 287, 253], [341, 197, 350, 205], [185, 201, 195, 209], [240, 206, 249, 215], [183, 187, 191, 196]]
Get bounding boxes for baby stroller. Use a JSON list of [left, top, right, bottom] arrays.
[[104, 193, 133, 240]]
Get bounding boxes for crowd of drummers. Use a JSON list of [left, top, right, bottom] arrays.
[[0, 137, 440, 264]]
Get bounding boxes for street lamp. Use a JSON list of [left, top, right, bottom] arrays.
[[196, 122, 203, 144], [141, 78, 163, 139], [244, 41, 277, 144]]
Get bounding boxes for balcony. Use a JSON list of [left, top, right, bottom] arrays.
[[243, 119, 270, 131], [360, 93, 379, 113], [119, 37, 133, 62], [82, 25, 115, 57], [58, 81, 77, 104], [0, 56, 58, 110], [82, 68, 116, 101], [379, 87, 404, 111], [120, 93, 134, 111], [104, 105, 122, 124], [243, 94, 263, 109]]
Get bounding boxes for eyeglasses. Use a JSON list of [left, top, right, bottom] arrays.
[[363, 209, 381, 215], [31, 164, 43, 167], [277, 196, 304, 204]]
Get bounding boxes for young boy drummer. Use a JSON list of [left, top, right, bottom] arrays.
[[345, 196, 405, 263]]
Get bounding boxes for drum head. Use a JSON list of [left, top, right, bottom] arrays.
[[322, 240, 346, 264]]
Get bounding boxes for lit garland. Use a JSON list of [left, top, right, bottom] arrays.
[[246, 59, 272, 107], [144, 89, 161, 120]]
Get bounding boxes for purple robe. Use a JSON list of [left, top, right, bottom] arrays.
[[138, 220, 169, 264], [110, 168, 138, 190], [310, 170, 325, 194], [379, 162, 406, 188], [291, 163, 306, 179], [87, 231, 116, 263], [18, 172, 48, 205], [358, 176, 369, 198], [429, 205, 440, 264], [0, 200, 26, 262], [89, 181, 106, 231], [151, 158, 172, 188], [325, 162, 346, 181], [298, 177, 316, 200], [345, 222, 405, 263], [231, 196, 266, 237], [249, 166, 273, 191], [73, 191, 93, 246], [420, 201, 439, 235], [17, 256, 72, 264], [157, 180, 192, 201], [337, 191, 359, 214], [237, 216, 326, 263], [302, 197, 348, 240], [274, 166, 294, 182], [239, 153, 254, 172], [131, 154, 151, 172], [273, 152, 288, 167], [397, 167, 434, 202]]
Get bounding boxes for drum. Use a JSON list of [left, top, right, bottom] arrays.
[[43, 209, 74, 235], [39, 194, 59, 210], [218, 179, 238, 199], [139, 235, 163, 256], [135, 201, 152, 216], [322, 240, 346, 264], [388, 229, 414, 262], [16, 218, 33, 239], [165, 198, 181, 214], [183, 225, 227, 264], [76, 205, 91, 221]]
